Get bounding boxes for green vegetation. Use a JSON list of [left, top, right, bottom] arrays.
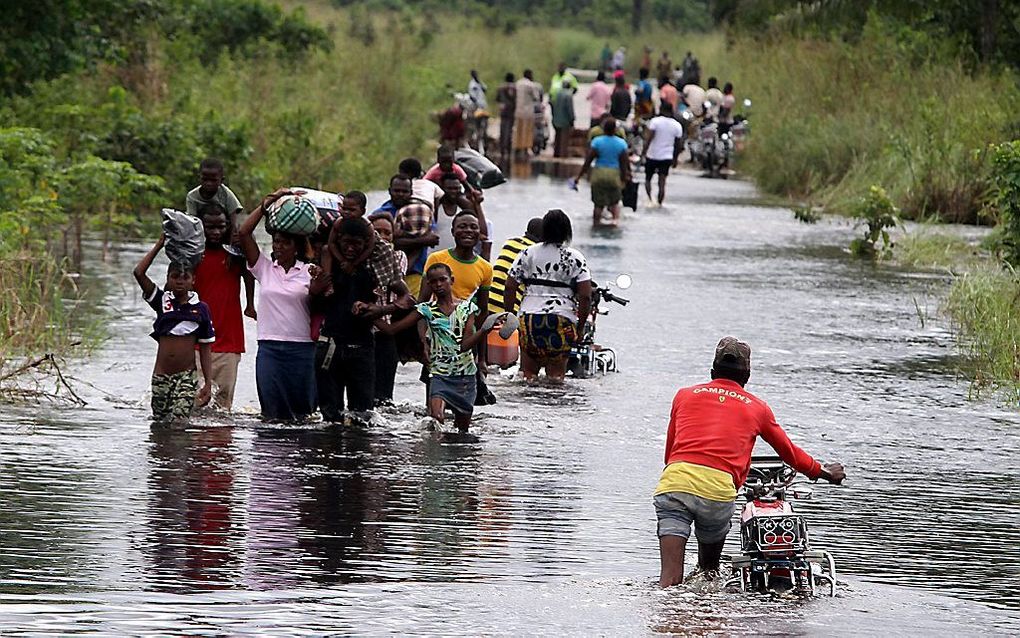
[[848, 186, 899, 258], [718, 17, 1018, 225], [946, 268, 1020, 403]]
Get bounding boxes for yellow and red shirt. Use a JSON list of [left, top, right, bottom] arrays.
[[655, 379, 822, 502]]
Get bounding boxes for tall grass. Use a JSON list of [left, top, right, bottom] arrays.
[[0, 257, 78, 373], [946, 267, 1020, 402], [720, 18, 1019, 224]]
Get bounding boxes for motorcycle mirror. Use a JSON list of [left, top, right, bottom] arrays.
[[743, 98, 752, 107], [703, 101, 712, 109], [614, 273, 633, 290], [791, 486, 814, 500], [681, 111, 693, 121]]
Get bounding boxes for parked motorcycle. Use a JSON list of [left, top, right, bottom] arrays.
[[723, 456, 840, 597], [567, 274, 631, 378]]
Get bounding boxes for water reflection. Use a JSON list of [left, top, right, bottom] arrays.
[[145, 426, 241, 590], [2, 173, 1020, 633]]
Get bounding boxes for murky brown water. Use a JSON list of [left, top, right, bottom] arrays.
[[2, 172, 1019, 634]]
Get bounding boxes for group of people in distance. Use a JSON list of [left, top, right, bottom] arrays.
[[134, 151, 594, 435]]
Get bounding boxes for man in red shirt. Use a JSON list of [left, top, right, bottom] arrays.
[[654, 337, 845, 587], [192, 202, 255, 410]]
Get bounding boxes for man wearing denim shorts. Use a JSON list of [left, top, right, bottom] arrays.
[[654, 337, 846, 588]]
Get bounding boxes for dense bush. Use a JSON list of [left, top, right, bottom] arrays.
[[719, 14, 1019, 224]]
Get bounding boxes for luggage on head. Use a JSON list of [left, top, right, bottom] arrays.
[[454, 148, 506, 189], [266, 195, 321, 236], [160, 208, 205, 270]]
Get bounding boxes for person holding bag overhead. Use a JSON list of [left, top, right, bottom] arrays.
[[238, 188, 330, 421]]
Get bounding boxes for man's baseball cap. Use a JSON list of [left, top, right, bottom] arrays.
[[613, 70, 626, 80], [713, 336, 751, 371]]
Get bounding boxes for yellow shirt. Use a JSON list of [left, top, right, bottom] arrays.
[[424, 249, 493, 302], [654, 462, 737, 502]]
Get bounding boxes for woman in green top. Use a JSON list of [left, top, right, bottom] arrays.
[[359, 262, 502, 433]]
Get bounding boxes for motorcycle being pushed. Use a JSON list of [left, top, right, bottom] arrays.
[[566, 274, 631, 378], [723, 456, 839, 597]]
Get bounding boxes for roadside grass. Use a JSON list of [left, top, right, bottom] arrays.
[[896, 227, 989, 272], [721, 18, 1018, 224], [945, 267, 1020, 403]]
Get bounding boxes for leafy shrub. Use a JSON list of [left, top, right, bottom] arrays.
[[850, 186, 899, 258], [990, 141, 1020, 266]]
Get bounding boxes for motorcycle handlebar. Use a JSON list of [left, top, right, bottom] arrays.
[[600, 290, 629, 306]]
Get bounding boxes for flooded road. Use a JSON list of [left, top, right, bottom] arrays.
[[2, 172, 1019, 634]]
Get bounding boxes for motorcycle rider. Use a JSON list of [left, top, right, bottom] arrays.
[[654, 337, 846, 588]]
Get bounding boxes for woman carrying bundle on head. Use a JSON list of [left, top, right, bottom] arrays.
[[239, 188, 331, 421]]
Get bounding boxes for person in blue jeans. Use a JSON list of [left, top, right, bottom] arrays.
[[575, 117, 631, 226]]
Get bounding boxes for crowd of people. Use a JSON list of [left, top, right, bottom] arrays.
[[445, 50, 734, 225], [136, 155, 594, 436], [131, 57, 846, 593]]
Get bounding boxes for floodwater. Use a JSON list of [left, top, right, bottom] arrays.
[[2, 171, 1019, 635]]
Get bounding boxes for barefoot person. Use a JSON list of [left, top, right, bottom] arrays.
[[640, 102, 685, 207], [655, 337, 846, 588], [134, 235, 214, 423], [503, 209, 591, 382], [358, 263, 501, 433], [575, 117, 630, 226]]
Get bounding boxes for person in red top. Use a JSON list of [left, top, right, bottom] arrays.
[[192, 202, 256, 410], [654, 337, 845, 588]]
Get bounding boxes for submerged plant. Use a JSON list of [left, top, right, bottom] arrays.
[[850, 186, 900, 258]]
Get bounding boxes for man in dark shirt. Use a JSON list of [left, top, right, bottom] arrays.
[[610, 71, 633, 122], [313, 218, 380, 418]]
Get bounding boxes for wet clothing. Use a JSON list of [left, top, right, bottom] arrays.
[[185, 184, 242, 218], [315, 338, 374, 418], [488, 235, 536, 315], [654, 491, 733, 542], [519, 313, 576, 361], [417, 298, 478, 376], [145, 289, 215, 345], [429, 373, 476, 416], [423, 249, 493, 303], [193, 245, 244, 354], [151, 369, 198, 422], [590, 167, 623, 207], [658, 378, 823, 497], [195, 351, 241, 411], [508, 242, 591, 320], [255, 340, 316, 421]]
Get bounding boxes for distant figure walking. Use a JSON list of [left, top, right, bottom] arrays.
[[513, 69, 542, 157], [496, 72, 516, 162], [612, 46, 626, 71], [551, 79, 576, 157], [587, 70, 613, 128]]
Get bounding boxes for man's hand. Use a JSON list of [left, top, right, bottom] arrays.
[[196, 382, 212, 407], [818, 462, 846, 485], [425, 232, 440, 247], [309, 268, 332, 295], [244, 304, 258, 320], [351, 301, 372, 316]]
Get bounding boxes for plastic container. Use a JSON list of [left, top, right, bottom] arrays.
[[487, 330, 519, 368]]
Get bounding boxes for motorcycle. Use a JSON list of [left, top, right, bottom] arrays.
[[723, 456, 839, 597], [567, 274, 631, 378], [730, 98, 752, 153]]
